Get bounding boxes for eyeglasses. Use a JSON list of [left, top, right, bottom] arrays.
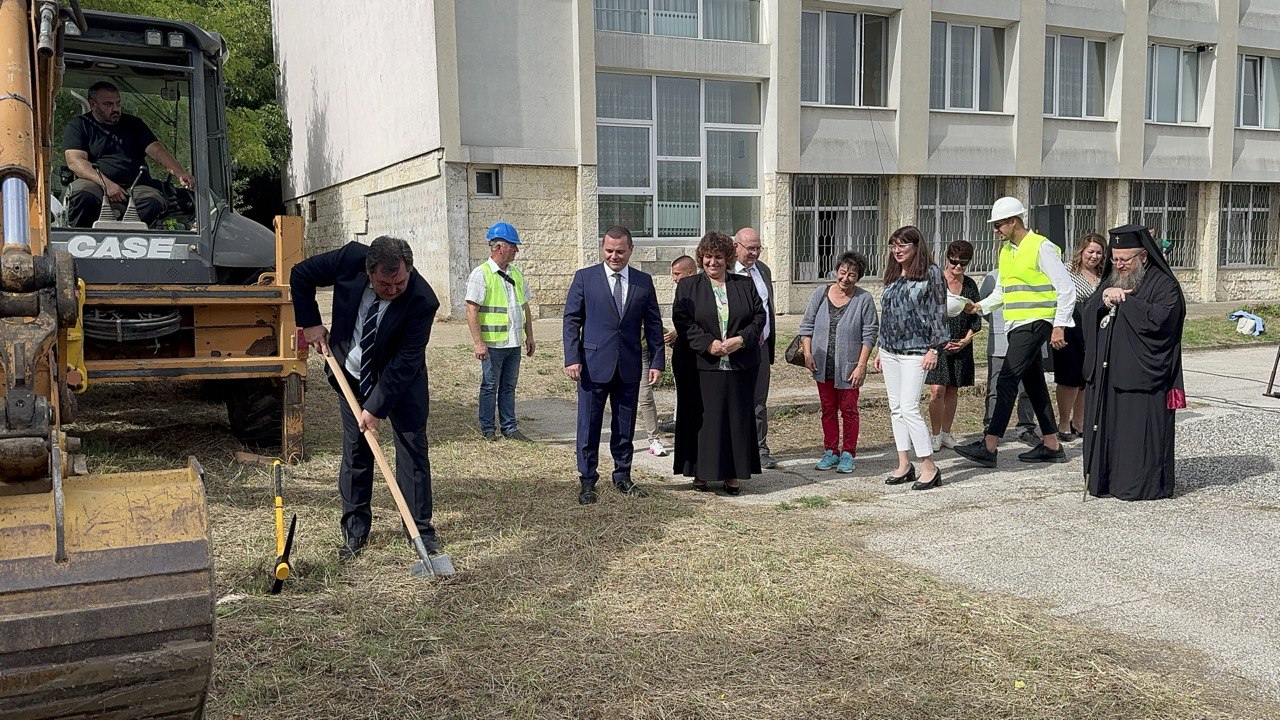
[[888, 241, 917, 249], [736, 243, 763, 253], [947, 258, 970, 267], [1111, 253, 1142, 265], [993, 218, 1016, 230]]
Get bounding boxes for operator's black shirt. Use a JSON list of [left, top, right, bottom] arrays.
[[63, 112, 158, 186]]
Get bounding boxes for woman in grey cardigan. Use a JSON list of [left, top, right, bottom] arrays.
[[798, 251, 879, 473]]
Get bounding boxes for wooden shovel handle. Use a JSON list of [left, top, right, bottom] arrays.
[[323, 353, 423, 542]]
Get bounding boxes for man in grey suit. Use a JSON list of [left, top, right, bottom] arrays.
[[733, 227, 778, 468]]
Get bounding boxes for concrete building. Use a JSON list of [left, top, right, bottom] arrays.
[[272, 0, 1280, 317]]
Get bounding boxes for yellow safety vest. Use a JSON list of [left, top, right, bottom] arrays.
[[998, 231, 1058, 323], [478, 263, 526, 344]]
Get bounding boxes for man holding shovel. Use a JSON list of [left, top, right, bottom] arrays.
[[291, 236, 442, 561]]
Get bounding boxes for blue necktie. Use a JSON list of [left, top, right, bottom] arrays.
[[359, 299, 381, 397]]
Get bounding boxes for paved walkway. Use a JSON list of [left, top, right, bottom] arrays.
[[521, 344, 1280, 698]]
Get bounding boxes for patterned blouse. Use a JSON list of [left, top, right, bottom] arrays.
[[1070, 271, 1099, 309], [712, 280, 731, 371], [879, 263, 949, 354]]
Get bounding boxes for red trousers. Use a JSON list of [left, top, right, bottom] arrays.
[[816, 380, 860, 454]]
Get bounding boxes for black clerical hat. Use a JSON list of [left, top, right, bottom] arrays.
[[1106, 223, 1175, 280]]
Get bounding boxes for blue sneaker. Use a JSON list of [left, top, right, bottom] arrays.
[[836, 451, 855, 474], [815, 450, 838, 470]]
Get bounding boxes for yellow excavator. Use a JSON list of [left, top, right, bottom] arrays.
[[0, 1, 303, 716]]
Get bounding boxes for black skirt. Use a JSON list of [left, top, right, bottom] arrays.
[[674, 366, 761, 481], [1052, 319, 1087, 388]]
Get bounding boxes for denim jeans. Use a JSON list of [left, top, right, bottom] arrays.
[[479, 345, 522, 435]]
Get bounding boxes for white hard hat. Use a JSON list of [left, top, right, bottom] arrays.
[[988, 196, 1027, 224]]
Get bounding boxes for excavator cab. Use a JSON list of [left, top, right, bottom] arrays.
[[0, 3, 259, 717]]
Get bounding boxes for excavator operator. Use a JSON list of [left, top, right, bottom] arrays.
[[62, 80, 196, 227]]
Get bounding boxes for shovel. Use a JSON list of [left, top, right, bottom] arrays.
[[324, 353, 455, 578], [269, 460, 298, 595]]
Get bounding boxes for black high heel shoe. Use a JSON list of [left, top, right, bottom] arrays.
[[723, 481, 742, 496], [911, 469, 942, 491], [884, 465, 916, 485]]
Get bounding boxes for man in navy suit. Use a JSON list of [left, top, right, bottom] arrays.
[[563, 226, 665, 505], [291, 236, 441, 560]]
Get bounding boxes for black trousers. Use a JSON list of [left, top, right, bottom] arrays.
[[752, 346, 771, 455], [985, 323, 1058, 439], [337, 370, 434, 540]]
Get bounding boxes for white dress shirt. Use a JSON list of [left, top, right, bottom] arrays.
[[465, 259, 531, 348], [733, 260, 771, 342], [605, 263, 630, 309], [344, 285, 391, 377]]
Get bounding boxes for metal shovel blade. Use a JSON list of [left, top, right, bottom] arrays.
[[409, 536, 456, 578]]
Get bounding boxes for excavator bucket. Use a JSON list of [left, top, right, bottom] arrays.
[[0, 458, 215, 719]]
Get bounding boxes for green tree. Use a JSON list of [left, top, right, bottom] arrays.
[[78, 0, 289, 216]]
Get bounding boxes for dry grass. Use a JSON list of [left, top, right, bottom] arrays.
[[64, 343, 1278, 720]]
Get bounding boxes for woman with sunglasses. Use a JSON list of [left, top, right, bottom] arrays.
[[873, 226, 949, 490], [926, 240, 982, 452]]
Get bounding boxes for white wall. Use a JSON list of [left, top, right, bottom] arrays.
[[272, 0, 443, 198], [455, 0, 580, 166]]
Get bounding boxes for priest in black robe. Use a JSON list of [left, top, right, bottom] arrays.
[[1082, 224, 1186, 500]]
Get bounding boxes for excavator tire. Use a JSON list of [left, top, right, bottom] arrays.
[[0, 459, 214, 719], [225, 378, 283, 450]]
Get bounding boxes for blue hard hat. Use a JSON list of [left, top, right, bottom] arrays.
[[486, 222, 520, 245]]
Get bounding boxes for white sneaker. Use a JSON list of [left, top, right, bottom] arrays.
[[648, 439, 669, 457], [939, 431, 957, 449], [930, 433, 942, 453]]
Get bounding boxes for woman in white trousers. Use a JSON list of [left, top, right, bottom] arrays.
[[873, 226, 950, 490]]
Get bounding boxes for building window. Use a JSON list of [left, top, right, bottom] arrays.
[[1237, 55, 1280, 129], [475, 168, 500, 197], [917, 176, 1001, 272], [1044, 36, 1106, 118], [929, 21, 1004, 112], [1146, 44, 1199, 124], [596, 72, 761, 239], [792, 176, 881, 282], [307, 199, 317, 222], [1219, 183, 1277, 266], [593, 0, 760, 43], [1029, 179, 1100, 245], [799, 10, 888, 107], [1130, 181, 1197, 268]]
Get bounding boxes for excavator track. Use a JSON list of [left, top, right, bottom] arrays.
[[0, 459, 214, 719]]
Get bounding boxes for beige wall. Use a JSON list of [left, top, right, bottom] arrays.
[[465, 165, 584, 318]]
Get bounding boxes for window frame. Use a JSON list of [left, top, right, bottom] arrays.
[[1044, 34, 1107, 119], [1236, 53, 1280, 130], [791, 175, 883, 282], [800, 9, 889, 108], [593, 0, 760, 43], [1029, 178, 1100, 243], [916, 175, 1003, 272], [929, 20, 1005, 112], [473, 167, 501, 198], [1145, 43, 1200, 124], [1219, 183, 1276, 267], [1130, 180, 1198, 268], [596, 72, 761, 241]]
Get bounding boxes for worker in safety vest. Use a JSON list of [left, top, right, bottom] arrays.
[[953, 197, 1076, 468], [466, 222, 536, 442]]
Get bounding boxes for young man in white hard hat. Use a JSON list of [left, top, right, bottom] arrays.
[[954, 196, 1076, 467]]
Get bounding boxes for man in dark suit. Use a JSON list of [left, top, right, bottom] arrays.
[[291, 236, 441, 560], [563, 226, 665, 505], [732, 227, 778, 468]]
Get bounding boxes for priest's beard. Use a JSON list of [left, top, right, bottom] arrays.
[[1107, 261, 1147, 292]]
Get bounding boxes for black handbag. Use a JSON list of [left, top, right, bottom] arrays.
[[784, 335, 807, 367]]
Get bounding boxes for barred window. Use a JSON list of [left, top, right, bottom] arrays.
[[1219, 183, 1278, 267], [791, 176, 881, 282], [1029, 179, 1101, 245], [917, 176, 1001, 272], [1130, 181, 1197, 268]]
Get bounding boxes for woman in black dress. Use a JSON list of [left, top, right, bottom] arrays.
[[926, 240, 982, 451], [672, 231, 766, 495]]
